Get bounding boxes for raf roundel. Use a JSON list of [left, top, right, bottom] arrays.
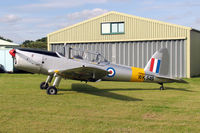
[[107, 67, 116, 77]]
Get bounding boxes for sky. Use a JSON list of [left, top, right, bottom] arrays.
[[0, 0, 200, 43]]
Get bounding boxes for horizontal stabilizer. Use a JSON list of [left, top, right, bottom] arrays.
[[156, 75, 188, 84]]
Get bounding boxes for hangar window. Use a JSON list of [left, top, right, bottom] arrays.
[[111, 23, 118, 33], [118, 23, 124, 33], [101, 22, 124, 35], [101, 23, 110, 34]]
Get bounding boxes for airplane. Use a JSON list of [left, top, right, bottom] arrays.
[[9, 47, 187, 95]]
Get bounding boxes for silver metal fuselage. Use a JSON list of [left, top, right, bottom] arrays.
[[14, 49, 173, 84], [14, 49, 132, 81]]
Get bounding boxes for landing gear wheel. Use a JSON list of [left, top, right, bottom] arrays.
[[40, 82, 49, 90], [159, 83, 165, 90], [160, 86, 164, 90], [47, 86, 57, 95]]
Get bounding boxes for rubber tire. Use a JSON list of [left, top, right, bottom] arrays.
[[40, 82, 49, 90], [160, 86, 164, 90], [47, 86, 57, 95]]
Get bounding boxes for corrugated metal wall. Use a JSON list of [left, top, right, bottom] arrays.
[[51, 39, 186, 78], [48, 12, 189, 44]]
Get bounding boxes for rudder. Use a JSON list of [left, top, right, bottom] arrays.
[[144, 48, 169, 76]]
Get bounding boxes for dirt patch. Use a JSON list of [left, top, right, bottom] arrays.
[[143, 113, 160, 120]]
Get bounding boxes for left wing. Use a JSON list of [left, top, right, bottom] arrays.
[[53, 66, 109, 82]]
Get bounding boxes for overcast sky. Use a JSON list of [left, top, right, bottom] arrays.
[[0, 0, 200, 43]]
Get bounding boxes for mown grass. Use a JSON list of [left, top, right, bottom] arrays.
[[0, 74, 200, 133]]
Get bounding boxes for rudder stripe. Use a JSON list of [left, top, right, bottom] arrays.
[[150, 58, 155, 72]]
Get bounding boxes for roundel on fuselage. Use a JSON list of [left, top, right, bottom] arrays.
[[107, 67, 116, 77]]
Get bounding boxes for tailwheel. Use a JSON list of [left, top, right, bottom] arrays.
[[40, 82, 49, 90], [47, 86, 57, 95], [160, 86, 164, 90], [159, 83, 165, 90]]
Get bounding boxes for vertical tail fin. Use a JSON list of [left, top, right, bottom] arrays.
[[144, 48, 169, 76]]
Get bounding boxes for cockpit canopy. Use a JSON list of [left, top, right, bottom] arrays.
[[58, 46, 109, 64], [69, 47, 109, 64]]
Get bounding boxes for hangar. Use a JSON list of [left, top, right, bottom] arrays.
[[47, 11, 200, 78], [0, 39, 19, 72]]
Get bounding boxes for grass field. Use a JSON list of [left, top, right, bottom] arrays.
[[0, 74, 200, 133]]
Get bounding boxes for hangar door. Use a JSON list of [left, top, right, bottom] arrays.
[[51, 39, 187, 78]]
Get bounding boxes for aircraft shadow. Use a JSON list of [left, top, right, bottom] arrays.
[[98, 87, 193, 92], [160, 87, 193, 92], [59, 83, 143, 101]]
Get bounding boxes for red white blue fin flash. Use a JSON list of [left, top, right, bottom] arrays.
[[149, 58, 161, 74]]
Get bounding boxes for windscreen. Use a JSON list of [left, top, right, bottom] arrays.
[[69, 47, 108, 63]]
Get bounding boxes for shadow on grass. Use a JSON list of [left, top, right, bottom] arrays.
[[96, 87, 193, 92], [164, 87, 193, 92], [60, 83, 143, 101]]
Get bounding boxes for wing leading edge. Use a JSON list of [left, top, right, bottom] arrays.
[[52, 66, 109, 82]]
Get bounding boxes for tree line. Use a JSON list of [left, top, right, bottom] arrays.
[[0, 36, 13, 42], [21, 37, 47, 50]]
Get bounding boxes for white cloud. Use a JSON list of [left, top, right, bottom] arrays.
[[142, 1, 200, 11], [0, 8, 106, 43], [0, 14, 21, 23], [67, 8, 108, 21], [21, 18, 45, 23], [20, 0, 108, 10], [141, 0, 156, 5], [35, 8, 108, 33]]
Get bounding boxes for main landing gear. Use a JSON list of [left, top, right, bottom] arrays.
[[40, 74, 62, 95], [40, 82, 49, 90], [46, 86, 57, 95], [159, 83, 165, 90]]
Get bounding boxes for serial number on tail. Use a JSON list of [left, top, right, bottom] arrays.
[[138, 75, 154, 81]]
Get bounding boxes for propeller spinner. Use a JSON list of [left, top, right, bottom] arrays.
[[9, 49, 16, 57]]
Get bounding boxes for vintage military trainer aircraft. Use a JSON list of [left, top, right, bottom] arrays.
[[9, 47, 187, 95]]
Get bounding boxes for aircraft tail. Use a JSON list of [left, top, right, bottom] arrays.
[[144, 48, 169, 76]]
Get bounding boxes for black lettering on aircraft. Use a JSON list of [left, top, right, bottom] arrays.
[[144, 75, 154, 81]]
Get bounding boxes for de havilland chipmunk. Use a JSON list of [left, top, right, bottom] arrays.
[[9, 47, 187, 95]]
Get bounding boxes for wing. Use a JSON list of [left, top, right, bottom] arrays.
[[155, 75, 188, 83], [55, 66, 109, 82]]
